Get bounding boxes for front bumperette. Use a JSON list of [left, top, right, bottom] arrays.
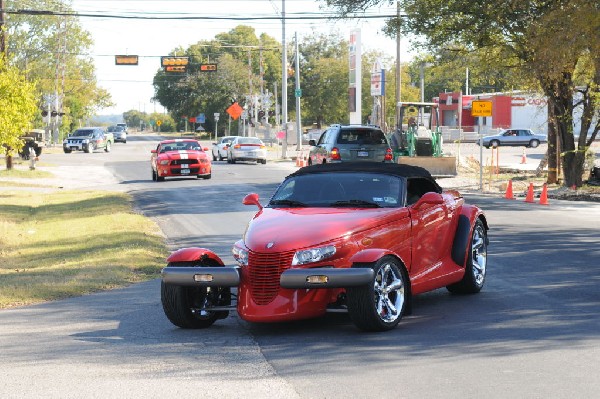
[[161, 266, 240, 287]]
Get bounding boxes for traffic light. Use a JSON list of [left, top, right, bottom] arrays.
[[165, 66, 187, 73], [200, 64, 217, 72], [161, 56, 189, 67], [258, 110, 265, 119], [41, 110, 48, 117], [115, 55, 139, 65]]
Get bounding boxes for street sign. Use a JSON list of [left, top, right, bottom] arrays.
[[295, 89, 302, 98], [214, 112, 220, 121], [471, 100, 493, 117], [197, 113, 205, 123], [156, 120, 162, 126]]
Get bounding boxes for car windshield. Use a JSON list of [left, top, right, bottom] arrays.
[[268, 172, 403, 208], [238, 138, 262, 145], [72, 129, 94, 137], [160, 141, 201, 152], [337, 129, 387, 145]]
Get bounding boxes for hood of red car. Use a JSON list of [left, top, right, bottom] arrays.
[[243, 207, 399, 252], [158, 151, 204, 160]]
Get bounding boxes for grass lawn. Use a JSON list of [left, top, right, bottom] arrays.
[[0, 189, 168, 308]]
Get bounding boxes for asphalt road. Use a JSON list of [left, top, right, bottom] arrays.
[[1, 134, 599, 398]]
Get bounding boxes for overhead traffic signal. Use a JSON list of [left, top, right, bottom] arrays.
[[115, 55, 139, 65], [165, 66, 187, 73], [161, 56, 189, 67], [200, 64, 217, 72]]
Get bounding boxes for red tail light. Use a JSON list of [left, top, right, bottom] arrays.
[[331, 147, 341, 160], [384, 147, 393, 161]]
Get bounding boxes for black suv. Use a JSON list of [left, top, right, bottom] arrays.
[[307, 124, 393, 165]]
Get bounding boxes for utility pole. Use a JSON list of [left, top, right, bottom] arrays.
[[294, 32, 302, 151], [0, 0, 7, 59], [281, 0, 288, 158], [395, 1, 401, 129]]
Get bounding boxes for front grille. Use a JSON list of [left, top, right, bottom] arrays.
[[248, 250, 294, 305], [171, 159, 199, 166]]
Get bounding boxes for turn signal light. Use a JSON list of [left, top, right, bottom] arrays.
[[306, 275, 328, 284], [194, 274, 214, 282], [330, 147, 341, 160], [234, 144, 241, 149]]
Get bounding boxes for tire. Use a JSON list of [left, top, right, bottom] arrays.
[[161, 261, 230, 329], [85, 143, 93, 153], [261, 159, 267, 164], [212, 153, 217, 161], [218, 153, 224, 161], [197, 173, 211, 180], [63, 148, 72, 154], [529, 139, 539, 148], [346, 256, 408, 332], [157, 175, 165, 182], [123, 140, 127, 144], [151, 169, 157, 181], [104, 141, 111, 152], [230, 156, 236, 164], [490, 140, 500, 148], [447, 219, 488, 294]]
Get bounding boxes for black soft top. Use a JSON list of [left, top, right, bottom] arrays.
[[289, 162, 434, 179]]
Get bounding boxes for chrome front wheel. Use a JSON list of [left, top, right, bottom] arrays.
[[347, 256, 407, 332], [447, 219, 488, 294]]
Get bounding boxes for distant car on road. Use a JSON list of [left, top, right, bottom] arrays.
[[479, 129, 547, 149], [211, 136, 238, 161], [107, 125, 127, 143], [150, 139, 212, 181], [308, 124, 393, 165], [226, 137, 267, 164], [63, 127, 112, 153]]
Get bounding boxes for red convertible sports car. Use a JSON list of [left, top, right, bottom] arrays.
[[151, 139, 212, 181], [161, 162, 489, 332]]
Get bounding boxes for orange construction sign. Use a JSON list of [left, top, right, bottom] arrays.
[[226, 102, 243, 120]]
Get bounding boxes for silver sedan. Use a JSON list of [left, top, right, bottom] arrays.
[[211, 136, 238, 161], [479, 129, 547, 149], [226, 137, 267, 164]]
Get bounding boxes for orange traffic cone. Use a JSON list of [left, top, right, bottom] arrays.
[[504, 180, 515, 200], [295, 151, 303, 167], [520, 149, 527, 164], [539, 183, 549, 205], [525, 182, 535, 203]]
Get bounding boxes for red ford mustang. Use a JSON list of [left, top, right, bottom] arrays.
[[151, 139, 212, 181], [161, 162, 489, 331]]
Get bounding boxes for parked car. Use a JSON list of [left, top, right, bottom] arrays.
[[226, 136, 267, 164], [107, 125, 127, 143], [150, 139, 212, 181], [160, 162, 489, 332], [63, 127, 113, 153], [211, 136, 238, 161], [479, 129, 547, 149], [307, 124, 393, 165]]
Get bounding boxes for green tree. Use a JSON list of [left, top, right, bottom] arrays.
[[6, 0, 113, 133], [0, 58, 38, 169], [324, 0, 600, 187]]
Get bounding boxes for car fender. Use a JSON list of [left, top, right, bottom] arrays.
[[349, 248, 405, 267], [451, 207, 488, 267], [167, 247, 225, 266]]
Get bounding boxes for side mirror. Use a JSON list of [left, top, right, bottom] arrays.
[[309, 139, 316, 146], [243, 193, 263, 211], [415, 192, 444, 206]]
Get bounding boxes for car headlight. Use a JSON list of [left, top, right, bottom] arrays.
[[232, 245, 249, 266], [159, 159, 169, 165], [292, 245, 336, 265]]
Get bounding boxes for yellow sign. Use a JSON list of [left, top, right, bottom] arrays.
[[471, 100, 493, 117], [156, 120, 162, 126]]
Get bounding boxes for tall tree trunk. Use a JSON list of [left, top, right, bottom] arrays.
[[546, 103, 558, 183]]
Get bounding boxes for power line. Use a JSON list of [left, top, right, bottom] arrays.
[[5, 9, 396, 21]]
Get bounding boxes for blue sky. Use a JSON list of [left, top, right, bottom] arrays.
[[69, 0, 415, 115]]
